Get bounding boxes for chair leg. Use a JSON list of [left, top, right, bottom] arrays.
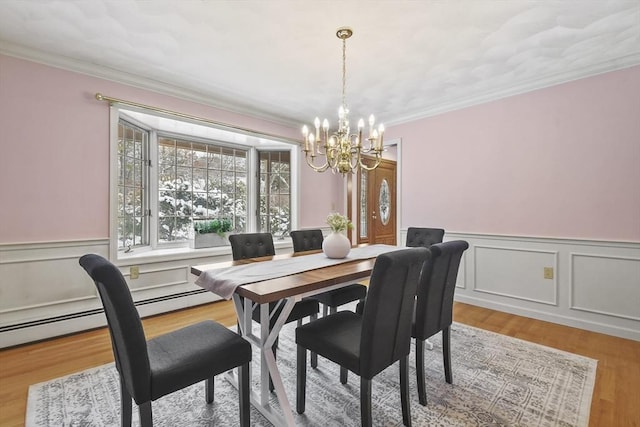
[[296, 345, 307, 414], [340, 366, 348, 384], [323, 304, 328, 317], [205, 377, 214, 403], [239, 362, 250, 427], [400, 356, 412, 427], [310, 313, 318, 368], [443, 326, 453, 384], [360, 377, 372, 427], [329, 306, 337, 315], [120, 376, 132, 427], [138, 401, 152, 427], [416, 338, 427, 406]]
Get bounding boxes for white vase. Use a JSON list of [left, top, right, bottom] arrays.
[[322, 231, 351, 259]]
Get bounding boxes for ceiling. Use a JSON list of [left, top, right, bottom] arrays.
[[1, 1, 639, 128]]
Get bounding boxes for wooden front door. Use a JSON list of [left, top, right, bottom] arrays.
[[357, 158, 397, 245]]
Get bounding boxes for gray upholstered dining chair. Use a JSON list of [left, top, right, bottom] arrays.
[[406, 227, 445, 248], [228, 232, 320, 389], [228, 233, 320, 328], [79, 254, 251, 427], [296, 247, 430, 427], [353, 226, 443, 317], [412, 240, 469, 406], [290, 229, 367, 316]]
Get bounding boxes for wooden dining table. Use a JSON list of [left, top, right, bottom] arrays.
[[191, 248, 385, 426]]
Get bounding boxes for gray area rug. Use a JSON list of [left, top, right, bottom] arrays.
[[26, 321, 596, 426]]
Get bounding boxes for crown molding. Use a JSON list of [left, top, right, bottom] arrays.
[[0, 42, 301, 128], [386, 53, 640, 127], [3, 42, 639, 129]]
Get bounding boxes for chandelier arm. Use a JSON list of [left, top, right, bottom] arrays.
[[358, 155, 383, 171], [304, 152, 331, 172]]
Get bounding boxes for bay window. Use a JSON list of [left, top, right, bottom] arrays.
[[112, 107, 297, 259]]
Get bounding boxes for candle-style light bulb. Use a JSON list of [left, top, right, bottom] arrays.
[[302, 125, 309, 150], [338, 106, 345, 119], [322, 119, 329, 131], [358, 118, 365, 130], [368, 114, 375, 127], [314, 117, 320, 129], [309, 132, 315, 154], [377, 124, 385, 150]]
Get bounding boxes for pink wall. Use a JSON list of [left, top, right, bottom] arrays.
[[2, 55, 637, 243], [0, 55, 339, 243], [387, 66, 640, 242]]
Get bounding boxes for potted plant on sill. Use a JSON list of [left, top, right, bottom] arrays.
[[190, 218, 233, 249]]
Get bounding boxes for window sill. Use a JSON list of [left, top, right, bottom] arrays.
[[115, 238, 294, 266]]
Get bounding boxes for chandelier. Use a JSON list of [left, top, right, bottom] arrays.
[[302, 27, 384, 175]]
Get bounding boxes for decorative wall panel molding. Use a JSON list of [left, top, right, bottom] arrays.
[[473, 245, 558, 305], [443, 232, 640, 341], [570, 252, 640, 321]]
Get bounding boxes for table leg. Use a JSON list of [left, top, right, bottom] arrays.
[[260, 300, 297, 426]]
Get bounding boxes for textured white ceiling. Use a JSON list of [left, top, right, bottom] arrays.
[[1, 1, 639, 128]]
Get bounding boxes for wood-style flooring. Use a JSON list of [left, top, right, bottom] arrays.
[[0, 301, 638, 426]]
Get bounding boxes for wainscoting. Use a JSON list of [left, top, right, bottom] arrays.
[[0, 239, 289, 348], [1, 234, 638, 348], [399, 231, 639, 341]]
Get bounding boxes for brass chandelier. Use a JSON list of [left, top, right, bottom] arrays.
[[302, 27, 384, 175]]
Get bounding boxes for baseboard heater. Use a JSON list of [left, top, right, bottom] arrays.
[[0, 289, 209, 333]]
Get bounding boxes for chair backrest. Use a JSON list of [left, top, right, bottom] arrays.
[[406, 227, 445, 248], [413, 240, 469, 340], [290, 229, 323, 252], [79, 254, 151, 403], [360, 247, 430, 379], [229, 232, 276, 260]]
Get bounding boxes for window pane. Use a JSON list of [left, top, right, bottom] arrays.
[[235, 152, 247, 172], [193, 192, 207, 217], [360, 170, 368, 239], [257, 151, 291, 236], [192, 168, 206, 191], [176, 140, 193, 166], [156, 136, 248, 243], [117, 120, 148, 249], [159, 139, 176, 164], [221, 171, 235, 194], [207, 170, 221, 191], [221, 149, 235, 171], [206, 193, 220, 216], [208, 150, 221, 169]]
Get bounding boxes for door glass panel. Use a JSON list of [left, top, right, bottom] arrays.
[[379, 178, 391, 226], [359, 170, 368, 238]]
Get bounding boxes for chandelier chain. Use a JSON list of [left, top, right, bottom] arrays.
[[342, 36, 347, 110]]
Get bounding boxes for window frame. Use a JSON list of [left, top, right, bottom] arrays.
[[116, 118, 150, 251], [257, 149, 292, 238], [109, 105, 299, 262]]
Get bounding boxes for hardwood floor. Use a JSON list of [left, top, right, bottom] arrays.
[[1, 301, 638, 426]]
